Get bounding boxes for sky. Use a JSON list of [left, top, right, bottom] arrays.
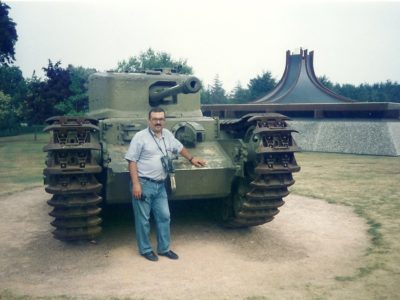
[[6, 0, 400, 92]]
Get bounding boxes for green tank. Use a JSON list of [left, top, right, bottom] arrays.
[[43, 69, 301, 241]]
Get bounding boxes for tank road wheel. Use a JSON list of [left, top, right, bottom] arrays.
[[243, 124, 261, 181], [221, 177, 285, 228], [221, 113, 300, 228], [43, 116, 103, 242]]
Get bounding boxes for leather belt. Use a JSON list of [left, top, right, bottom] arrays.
[[139, 177, 165, 184]]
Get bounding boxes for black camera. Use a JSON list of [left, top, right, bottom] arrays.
[[161, 155, 175, 173]]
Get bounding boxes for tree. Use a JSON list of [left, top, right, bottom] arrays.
[[54, 65, 96, 115], [24, 61, 97, 124], [40, 60, 72, 117], [200, 88, 212, 104], [318, 76, 400, 103], [318, 75, 334, 90], [335, 83, 359, 101], [0, 2, 18, 65], [115, 48, 193, 74], [247, 71, 276, 101], [0, 64, 27, 123], [25, 61, 71, 123], [380, 80, 400, 103], [229, 82, 251, 104], [201, 74, 228, 104], [24, 72, 48, 124], [0, 91, 17, 129]]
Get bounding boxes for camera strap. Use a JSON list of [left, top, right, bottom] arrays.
[[148, 128, 168, 157], [149, 128, 176, 193]]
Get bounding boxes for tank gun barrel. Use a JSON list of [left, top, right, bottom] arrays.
[[149, 76, 202, 105]]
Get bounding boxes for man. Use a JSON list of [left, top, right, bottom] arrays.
[[125, 107, 206, 261]]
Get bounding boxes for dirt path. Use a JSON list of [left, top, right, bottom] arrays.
[[0, 188, 369, 299]]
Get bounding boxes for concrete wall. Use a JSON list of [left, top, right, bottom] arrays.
[[290, 119, 400, 156]]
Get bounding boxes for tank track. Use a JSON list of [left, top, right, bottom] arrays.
[[220, 113, 300, 228], [43, 116, 103, 241]]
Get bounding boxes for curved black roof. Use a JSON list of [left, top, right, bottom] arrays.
[[254, 49, 354, 104]]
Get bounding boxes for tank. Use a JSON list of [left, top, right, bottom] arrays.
[[43, 69, 301, 241]]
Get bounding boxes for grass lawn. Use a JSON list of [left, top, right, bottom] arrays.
[[0, 134, 399, 299], [291, 152, 400, 298], [0, 133, 47, 196]]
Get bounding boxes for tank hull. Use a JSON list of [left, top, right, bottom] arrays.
[[103, 141, 236, 204]]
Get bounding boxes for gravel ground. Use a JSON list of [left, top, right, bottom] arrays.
[[0, 188, 369, 299]]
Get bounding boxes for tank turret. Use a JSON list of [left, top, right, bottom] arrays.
[[87, 70, 203, 119]]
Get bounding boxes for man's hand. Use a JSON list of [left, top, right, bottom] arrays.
[[128, 161, 143, 200], [180, 148, 206, 168], [133, 183, 142, 200], [191, 157, 206, 167]]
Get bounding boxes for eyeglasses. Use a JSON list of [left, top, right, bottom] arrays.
[[151, 118, 165, 122]]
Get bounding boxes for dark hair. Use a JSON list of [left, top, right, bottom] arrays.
[[148, 107, 166, 119]]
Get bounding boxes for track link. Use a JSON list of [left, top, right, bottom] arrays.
[[43, 116, 103, 241], [221, 113, 300, 228]]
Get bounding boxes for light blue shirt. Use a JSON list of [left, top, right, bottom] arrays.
[[125, 127, 184, 180]]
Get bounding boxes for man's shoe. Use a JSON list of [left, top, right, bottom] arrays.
[[158, 250, 179, 260], [141, 251, 158, 262]]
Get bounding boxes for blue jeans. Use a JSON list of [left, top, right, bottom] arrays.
[[131, 178, 171, 254]]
